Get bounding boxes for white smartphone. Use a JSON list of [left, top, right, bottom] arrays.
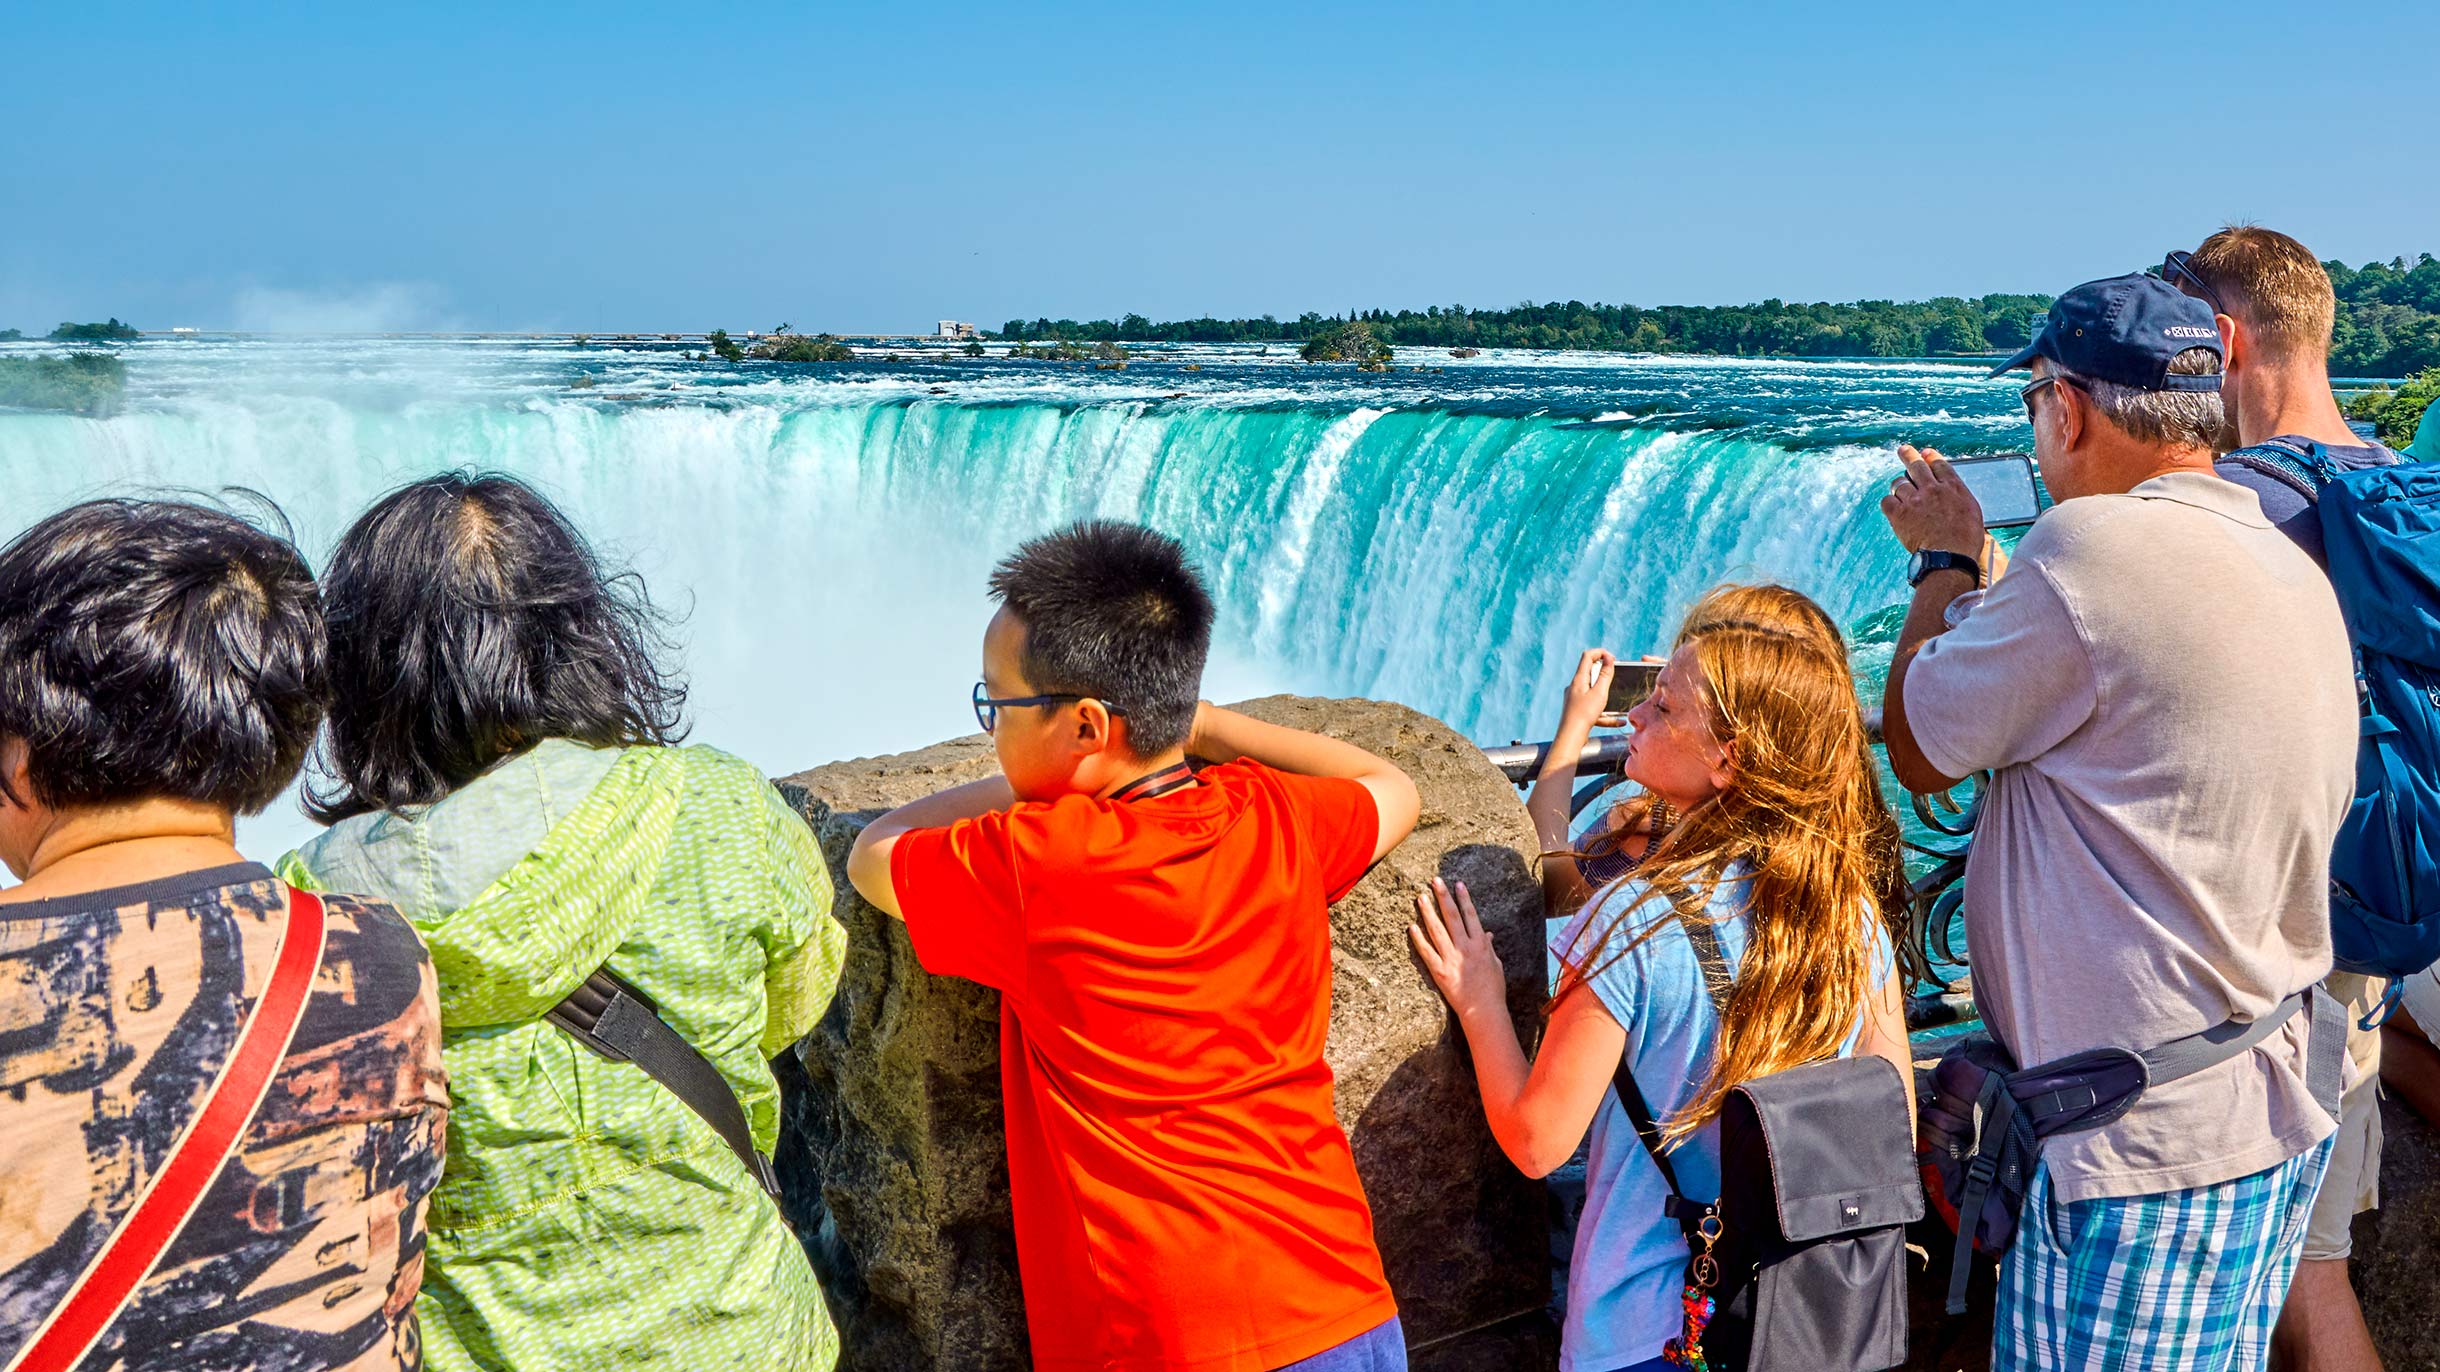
[[1948, 453, 2045, 528]]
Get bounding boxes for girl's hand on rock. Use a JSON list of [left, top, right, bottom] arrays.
[[1409, 878, 1506, 1021]]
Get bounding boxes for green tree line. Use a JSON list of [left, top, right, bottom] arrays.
[[2330, 255, 2440, 376], [998, 297, 2049, 357], [994, 255, 2440, 373]]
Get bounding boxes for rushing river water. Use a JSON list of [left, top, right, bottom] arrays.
[[2, 336, 2041, 860]]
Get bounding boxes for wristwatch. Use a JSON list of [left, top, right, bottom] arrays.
[[1907, 549, 1981, 588]]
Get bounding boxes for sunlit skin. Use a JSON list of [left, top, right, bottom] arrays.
[[2196, 299, 2361, 455], [977, 605, 1175, 804], [0, 739, 246, 905], [1408, 650, 1912, 1177]]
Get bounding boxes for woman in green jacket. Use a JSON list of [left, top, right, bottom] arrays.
[[282, 471, 847, 1372]]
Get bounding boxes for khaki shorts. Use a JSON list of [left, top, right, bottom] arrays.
[[2303, 973, 2386, 1262]]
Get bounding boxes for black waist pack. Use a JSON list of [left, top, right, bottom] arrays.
[[1918, 986, 2345, 1314], [1613, 912, 1923, 1372]]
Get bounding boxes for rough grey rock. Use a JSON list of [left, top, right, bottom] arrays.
[[773, 696, 1553, 1371]]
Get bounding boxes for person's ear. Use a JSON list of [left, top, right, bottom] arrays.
[[1071, 699, 1116, 757], [2217, 312, 2245, 372], [2055, 379, 2089, 452], [0, 738, 31, 814]]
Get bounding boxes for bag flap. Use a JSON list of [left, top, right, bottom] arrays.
[[1728, 1056, 1925, 1243]]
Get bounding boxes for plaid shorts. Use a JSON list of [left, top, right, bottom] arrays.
[[1994, 1138, 2334, 1372]]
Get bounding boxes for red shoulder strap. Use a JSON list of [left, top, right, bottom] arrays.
[[5, 886, 328, 1372]]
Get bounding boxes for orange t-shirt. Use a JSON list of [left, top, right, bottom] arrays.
[[892, 759, 1394, 1372]]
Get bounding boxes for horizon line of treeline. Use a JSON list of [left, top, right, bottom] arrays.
[[991, 253, 2440, 377], [14, 254, 2436, 376]]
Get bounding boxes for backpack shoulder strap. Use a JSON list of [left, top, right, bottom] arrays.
[[2223, 439, 2328, 504], [8, 887, 329, 1372], [548, 967, 783, 1200], [1606, 883, 1735, 1225], [1610, 1048, 1688, 1200]]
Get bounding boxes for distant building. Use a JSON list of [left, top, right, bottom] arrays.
[[937, 320, 978, 340], [170, 326, 199, 334]]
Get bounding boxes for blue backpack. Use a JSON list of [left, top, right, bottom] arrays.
[[2224, 439, 2440, 984]]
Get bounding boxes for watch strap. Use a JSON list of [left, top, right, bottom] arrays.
[[1909, 549, 1981, 587]]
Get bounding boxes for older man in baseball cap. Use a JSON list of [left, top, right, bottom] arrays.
[[1881, 274, 2358, 1372]]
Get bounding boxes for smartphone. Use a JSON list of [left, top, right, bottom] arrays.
[[1605, 659, 1665, 714], [1948, 453, 2045, 528]]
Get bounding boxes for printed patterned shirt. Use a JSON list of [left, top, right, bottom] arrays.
[[0, 864, 449, 1371]]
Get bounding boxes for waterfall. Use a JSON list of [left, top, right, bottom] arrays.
[[1, 345, 1964, 855]]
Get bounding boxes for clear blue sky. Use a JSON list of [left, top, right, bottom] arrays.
[[4, 1, 2433, 333]]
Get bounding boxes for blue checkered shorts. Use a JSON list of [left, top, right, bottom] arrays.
[[1995, 1138, 2334, 1372]]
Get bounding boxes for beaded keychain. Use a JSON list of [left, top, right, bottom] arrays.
[[1661, 1209, 1724, 1371]]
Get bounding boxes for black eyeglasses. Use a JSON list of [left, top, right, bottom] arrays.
[[972, 681, 1128, 734], [2159, 250, 2225, 317], [2019, 373, 2089, 424]]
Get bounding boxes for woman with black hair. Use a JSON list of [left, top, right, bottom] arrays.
[[279, 472, 847, 1372], [0, 498, 447, 1372]]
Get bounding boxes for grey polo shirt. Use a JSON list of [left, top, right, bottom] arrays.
[[1905, 469, 2355, 1201]]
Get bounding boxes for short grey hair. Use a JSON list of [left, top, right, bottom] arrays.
[[2064, 347, 2225, 449]]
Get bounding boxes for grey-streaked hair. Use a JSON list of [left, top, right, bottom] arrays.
[[2061, 347, 2224, 449]]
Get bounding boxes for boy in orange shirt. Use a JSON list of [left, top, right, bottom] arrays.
[[847, 519, 1421, 1372]]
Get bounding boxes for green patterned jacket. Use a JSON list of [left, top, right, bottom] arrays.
[[282, 740, 846, 1372]]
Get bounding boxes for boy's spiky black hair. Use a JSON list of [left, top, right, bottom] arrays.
[[989, 520, 1214, 758]]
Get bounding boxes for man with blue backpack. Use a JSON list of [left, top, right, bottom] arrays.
[[1885, 273, 2357, 1372], [2169, 226, 2433, 1372]]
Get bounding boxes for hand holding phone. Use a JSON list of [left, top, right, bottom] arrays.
[[1605, 658, 1665, 716]]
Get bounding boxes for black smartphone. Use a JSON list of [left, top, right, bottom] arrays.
[[1605, 659, 1664, 714], [1948, 453, 2045, 528]]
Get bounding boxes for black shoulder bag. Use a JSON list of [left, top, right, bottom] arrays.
[[1610, 906, 1921, 1372]]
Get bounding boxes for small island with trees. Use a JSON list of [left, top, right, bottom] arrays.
[[48, 318, 142, 343], [1299, 321, 1393, 370]]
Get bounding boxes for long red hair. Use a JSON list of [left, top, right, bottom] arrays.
[[1556, 585, 1901, 1143]]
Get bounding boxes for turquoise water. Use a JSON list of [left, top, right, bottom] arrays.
[[0, 336, 2037, 859]]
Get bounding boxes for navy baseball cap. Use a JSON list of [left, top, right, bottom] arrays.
[[1990, 272, 2224, 392]]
